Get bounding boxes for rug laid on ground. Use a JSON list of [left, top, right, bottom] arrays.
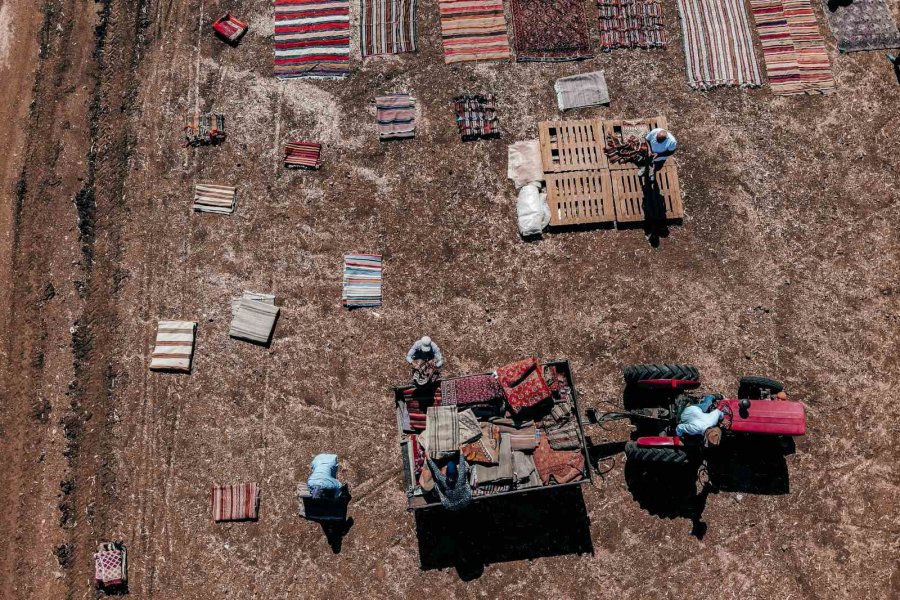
[[454, 95, 500, 141], [230, 292, 280, 344], [274, 0, 350, 79], [598, 0, 667, 50], [193, 183, 237, 214], [360, 0, 418, 56], [93, 543, 127, 587], [438, 0, 511, 63], [509, 0, 593, 61], [284, 141, 322, 168], [822, 0, 900, 52], [376, 93, 416, 140], [555, 70, 609, 110], [149, 320, 196, 372], [342, 254, 383, 308], [750, 0, 835, 94], [212, 483, 260, 521], [676, 0, 763, 89]]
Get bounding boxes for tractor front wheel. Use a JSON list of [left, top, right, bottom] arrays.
[[738, 376, 784, 399], [624, 441, 690, 464]]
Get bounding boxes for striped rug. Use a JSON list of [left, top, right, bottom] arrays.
[[376, 94, 416, 140], [438, 0, 511, 63], [285, 141, 322, 168], [342, 254, 383, 308], [360, 0, 418, 56], [598, 0, 667, 50], [193, 183, 237, 214], [229, 293, 280, 345], [212, 483, 260, 522], [274, 0, 350, 79], [750, 0, 835, 94], [676, 0, 763, 89], [149, 320, 196, 372]]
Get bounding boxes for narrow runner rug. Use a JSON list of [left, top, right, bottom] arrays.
[[360, 0, 418, 56], [274, 0, 350, 79], [438, 0, 511, 63], [676, 0, 763, 89], [750, 0, 835, 94], [509, 0, 593, 61], [822, 0, 900, 52], [598, 0, 667, 50]]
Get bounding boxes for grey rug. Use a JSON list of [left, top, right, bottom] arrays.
[[823, 0, 900, 52]]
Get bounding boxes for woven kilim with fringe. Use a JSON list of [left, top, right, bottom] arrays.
[[598, 0, 667, 50], [438, 0, 511, 63], [361, 0, 418, 56], [274, 0, 350, 79]]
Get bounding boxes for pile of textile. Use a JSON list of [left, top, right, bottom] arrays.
[[376, 93, 416, 140], [400, 360, 585, 505], [184, 113, 226, 146], [284, 141, 322, 169], [342, 253, 383, 308], [453, 95, 500, 141], [229, 292, 280, 345], [604, 123, 651, 165], [212, 12, 248, 43]]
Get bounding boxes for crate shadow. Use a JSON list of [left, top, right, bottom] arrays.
[[414, 485, 593, 579]]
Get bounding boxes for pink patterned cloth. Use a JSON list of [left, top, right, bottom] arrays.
[[94, 546, 125, 585]]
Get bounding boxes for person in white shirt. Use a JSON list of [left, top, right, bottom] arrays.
[[406, 336, 443, 385], [641, 128, 678, 180]]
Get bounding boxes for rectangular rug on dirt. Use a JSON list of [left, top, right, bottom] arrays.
[[438, 0, 511, 63], [342, 254, 383, 308], [212, 483, 260, 522], [750, 0, 835, 94], [454, 94, 500, 141], [376, 93, 416, 140], [149, 320, 196, 373], [274, 0, 350, 79], [555, 70, 609, 110], [230, 292, 280, 345], [509, 0, 593, 61], [284, 141, 322, 168], [822, 0, 900, 52], [597, 0, 667, 50], [193, 183, 237, 214], [676, 0, 763, 89], [360, 0, 418, 56]]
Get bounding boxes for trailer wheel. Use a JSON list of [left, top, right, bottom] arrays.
[[624, 441, 690, 464], [738, 376, 784, 399], [623, 363, 700, 384]]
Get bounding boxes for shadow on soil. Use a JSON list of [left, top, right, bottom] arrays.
[[414, 486, 593, 579]]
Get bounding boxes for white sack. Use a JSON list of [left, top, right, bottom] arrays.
[[517, 185, 549, 236]]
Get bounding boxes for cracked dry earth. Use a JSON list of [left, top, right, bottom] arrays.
[[0, 0, 898, 597]]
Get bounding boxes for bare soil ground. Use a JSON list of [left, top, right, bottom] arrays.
[[1, 0, 899, 597]]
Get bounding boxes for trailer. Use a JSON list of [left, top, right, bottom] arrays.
[[395, 359, 592, 511]]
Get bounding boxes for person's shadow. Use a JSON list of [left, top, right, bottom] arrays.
[[321, 517, 354, 554], [641, 176, 670, 248]]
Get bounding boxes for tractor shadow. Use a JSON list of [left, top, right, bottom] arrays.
[[414, 486, 593, 579]]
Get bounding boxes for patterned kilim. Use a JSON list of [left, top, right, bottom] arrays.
[[360, 0, 418, 56], [598, 0, 667, 50], [284, 141, 322, 168], [193, 183, 237, 214], [93, 543, 126, 586], [676, 0, 763, 89], [376, 93, 416, 140], [454, 95, 500, 141], [274, 0, 350, 79], [438, 0, 511, 63], [509, 0, 593, 61], [821, 0, 900, 52], [342, 254, 383, 308], [212, 483, 260, 521], [750, 0, 835, 94], [149, 320, 196, 372]]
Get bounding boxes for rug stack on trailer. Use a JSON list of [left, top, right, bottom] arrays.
[[509, 0, 593, 61], [274, 0, 351, 78], [342, 254, 383, 308], [438, 0, 511, 63], [597, 0, 667, 50], [360, 0, 418, 56]]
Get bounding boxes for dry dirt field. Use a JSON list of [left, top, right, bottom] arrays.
[[1, 0, 899, 597]]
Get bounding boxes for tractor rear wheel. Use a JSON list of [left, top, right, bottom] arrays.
[[623, 363, 700, 384], [624, 441, 690, 464], [738, 376, 784, 399]]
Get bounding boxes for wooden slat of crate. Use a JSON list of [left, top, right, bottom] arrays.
[[539, 119, 607, 173], [546, 171, 615, 226], [603, 116, 669, 171], [610, 161, 683, 224]]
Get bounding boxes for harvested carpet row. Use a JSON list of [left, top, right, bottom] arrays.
[[342, 254, 383, 308]]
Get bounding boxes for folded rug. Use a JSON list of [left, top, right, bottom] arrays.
[[342, 253, 383, 308], [93, 543, 126, 587], [461, 423, 501, 463], [496, 357, 552, 413], [676, 0, 763, 89], [470, 432, 513, 485], [598, 0, 667, 50], [439, 0, 511, 63], [274, 0, 350, 79], [361, 0, 418, 56], [533, 433, 584, 485], [284, 141, 322, 169], [454, 95, 500, 141], [212, 483, 260, 521], [555, 70, 609, 110], [423, 405, 459, 459], [229, 293, 279, 344], [510, 0, 593, 61], [822, 0, 900, 52], [193, 183, 237, 214], [376, 93, 416, 140], [507, 139, 544, 188], [149, 320, 196, 372], [458, 409, 483, 444], [541, 403, 582, 450]]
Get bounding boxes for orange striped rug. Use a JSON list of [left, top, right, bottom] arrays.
[[438, 0, 511, 63]]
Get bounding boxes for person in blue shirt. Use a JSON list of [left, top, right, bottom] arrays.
[[307, 453, 345, 499], [640, 128, 678, 181], [675, 394, 723, 438]]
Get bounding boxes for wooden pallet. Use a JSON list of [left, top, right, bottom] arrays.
[[610, 161, 683, 224], [539, 119, 607, 173], [603, 116, 669, 171], [546, 171, 616, 226]]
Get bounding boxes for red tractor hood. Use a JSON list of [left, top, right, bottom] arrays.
[[723, 399, 806, 436]]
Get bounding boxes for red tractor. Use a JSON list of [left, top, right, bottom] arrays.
[[590, 364, 806, 464]]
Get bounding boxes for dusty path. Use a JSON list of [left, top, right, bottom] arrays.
[[1, 0, 899, 598]]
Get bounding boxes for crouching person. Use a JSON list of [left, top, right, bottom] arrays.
[[406, 336, 444, 387], [297, 454, 353, 552]]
